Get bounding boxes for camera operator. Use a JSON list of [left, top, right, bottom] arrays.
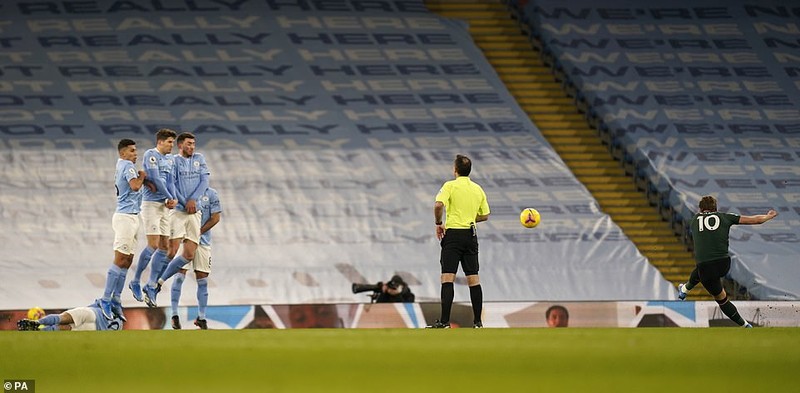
[[352, 275, 415, 303], [375, 275, 415, 303]]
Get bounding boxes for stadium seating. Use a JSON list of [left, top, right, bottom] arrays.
[[511, 0, 800, 300], [0, 0, 678, 310]]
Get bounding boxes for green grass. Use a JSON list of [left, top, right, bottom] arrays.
[[2, 328, 799, 392]]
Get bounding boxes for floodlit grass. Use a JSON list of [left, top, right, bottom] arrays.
[[2, 328, 798, 392]]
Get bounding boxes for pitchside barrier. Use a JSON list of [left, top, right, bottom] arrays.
[[2, 301, 799, 330]]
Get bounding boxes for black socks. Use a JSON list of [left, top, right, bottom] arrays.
[[440, 282, 454, 323], [470, 284, 483, 324]]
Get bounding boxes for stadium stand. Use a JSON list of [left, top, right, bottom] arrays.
[[0, 0, 679, 311], [509, 0, 800, 300]]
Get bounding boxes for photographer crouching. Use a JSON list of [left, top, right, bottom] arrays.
[[352, 275, 415, 303]]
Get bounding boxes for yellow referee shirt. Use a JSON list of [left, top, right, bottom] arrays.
[[435, 176, 490, 229]]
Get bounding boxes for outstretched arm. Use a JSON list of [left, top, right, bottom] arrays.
[[739, 209, 778, 225]]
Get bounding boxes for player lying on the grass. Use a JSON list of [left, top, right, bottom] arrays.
[[17, 300, 124, 331]]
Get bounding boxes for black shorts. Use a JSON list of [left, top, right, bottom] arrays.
[[697, 257, 731, 297], [439, 227, 479, 275]]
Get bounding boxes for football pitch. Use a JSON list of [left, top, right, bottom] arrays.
[[2, 328, 798, 392]]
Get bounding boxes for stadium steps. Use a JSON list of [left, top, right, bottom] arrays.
[[425, 0, 710, 300]]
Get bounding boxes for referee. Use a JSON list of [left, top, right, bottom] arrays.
[[428, 155, 490, 329]]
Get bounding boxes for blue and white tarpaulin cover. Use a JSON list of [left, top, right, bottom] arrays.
[[518, 0, 800, 300], [0, 0, 676, 309]]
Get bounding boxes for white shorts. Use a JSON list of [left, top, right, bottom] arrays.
[[66, 307, 97, 331], [112, 213, 140, 255], [141, 201, 172, 236], [170, 210, 202, 244], [175, 244, 212, 273], [193, 244, 212, 273]]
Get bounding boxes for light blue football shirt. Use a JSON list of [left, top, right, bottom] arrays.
[[142, 148, 174, 202], [173, 153, 210, 212], [199, 187, 222, 247], [89, 306, 123, 331], [115, 158, 141, 214]]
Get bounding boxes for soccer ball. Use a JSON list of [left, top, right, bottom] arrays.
[[27, 307, 45, 320], [520, 208, 541, 228]]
